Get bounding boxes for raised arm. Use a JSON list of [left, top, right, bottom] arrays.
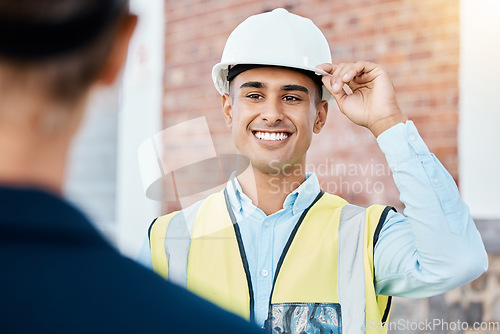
[[317, 61, 488, 296]]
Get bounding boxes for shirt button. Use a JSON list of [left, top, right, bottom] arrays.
[[433, 178, 439, 184], [409, 135, 416, 142], [261, 269, 269, 277], [265, 221, 271, 227]]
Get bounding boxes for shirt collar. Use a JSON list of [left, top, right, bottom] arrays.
[[226, 173, 251, 214], [226, 172, 321, 216]]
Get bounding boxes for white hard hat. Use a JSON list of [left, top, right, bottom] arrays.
[[212, 8, 334, 105]]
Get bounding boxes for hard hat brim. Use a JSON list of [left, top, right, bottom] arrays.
[[212, 62, 335, 106]]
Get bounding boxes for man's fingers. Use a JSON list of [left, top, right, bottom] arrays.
[[321, 75, 333, 94], [322, 74, 348, 106], [316, 63, 335, 74], [332, 64, 359, 87], [330, 63, 349, 93], [320, 61, 380, 99], [330, 61, 378, 89]]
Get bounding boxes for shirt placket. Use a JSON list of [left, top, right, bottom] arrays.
[[255, 214, 276, 324]]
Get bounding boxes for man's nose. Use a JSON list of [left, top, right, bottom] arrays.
[[260, 98, 283, 125]]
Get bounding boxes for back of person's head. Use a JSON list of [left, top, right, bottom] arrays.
[[0, 0, 131, 112]]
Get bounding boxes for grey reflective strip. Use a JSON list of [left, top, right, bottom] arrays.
[[338, 204, 367, 334], [164, 200, 203, 287]]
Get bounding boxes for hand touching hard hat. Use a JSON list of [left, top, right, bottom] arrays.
[[317, 62, 407, 137]]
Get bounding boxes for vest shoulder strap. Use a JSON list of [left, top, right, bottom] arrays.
[[149, 212, 177, 279], [326, 197, 393, 334], [187, 190, 252, 320], [365, 204, 395, 332], [338, 203, 368, 334], [148, 197, 208, 285]]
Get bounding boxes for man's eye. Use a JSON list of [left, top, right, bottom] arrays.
[[283, 95, 301, 102], [246, 94, 263, 99]]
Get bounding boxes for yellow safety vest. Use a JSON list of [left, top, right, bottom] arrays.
[[149, 189, 393, 333]]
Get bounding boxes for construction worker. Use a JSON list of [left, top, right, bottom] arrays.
[[0, 1, 261, 333], [140, 8, 487, 334]]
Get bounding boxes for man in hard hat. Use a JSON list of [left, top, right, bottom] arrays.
[[142, 8, 487, 334], [0, 1, 262, 333]]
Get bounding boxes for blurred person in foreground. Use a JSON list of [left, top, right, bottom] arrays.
[[0, 1, 261, 333], [140, 8, 488, 334]]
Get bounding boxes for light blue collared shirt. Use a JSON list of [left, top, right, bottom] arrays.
[[138, 121, 487, 327], [225, 172, 322, 325]]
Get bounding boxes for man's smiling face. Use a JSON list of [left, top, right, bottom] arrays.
[[222, 66, 328, 174]]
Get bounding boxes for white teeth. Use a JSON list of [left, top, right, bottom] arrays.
[[254, 131, 289, 141]]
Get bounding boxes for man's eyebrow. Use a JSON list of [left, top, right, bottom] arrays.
[[281, 84, 309, 94], [240, 81, 266, 89]]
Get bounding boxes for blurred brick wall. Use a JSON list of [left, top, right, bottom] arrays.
[[161, 0, 459, 212]]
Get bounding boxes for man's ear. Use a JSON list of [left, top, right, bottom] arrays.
[[222, 93, 233, 129], [98, 14, 138, 86], [313, 100, 328, 134]]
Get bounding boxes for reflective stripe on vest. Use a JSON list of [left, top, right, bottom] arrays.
[[338, 204, 368, 333], [149, 189, 393, 333]]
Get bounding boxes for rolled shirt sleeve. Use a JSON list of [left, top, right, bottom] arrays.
[[374, 121, 488, 297]]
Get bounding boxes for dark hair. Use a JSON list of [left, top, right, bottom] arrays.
[[0, 0, 129, 103]]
